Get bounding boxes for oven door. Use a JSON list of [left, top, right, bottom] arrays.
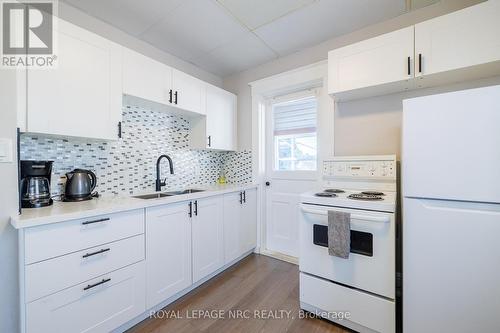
[[299, 203, 395, 299]]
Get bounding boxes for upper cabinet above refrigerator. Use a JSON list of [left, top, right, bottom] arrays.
[[328, 26, 415, 101], [328, 0, 500, 102], [414, 0, 500, 84]]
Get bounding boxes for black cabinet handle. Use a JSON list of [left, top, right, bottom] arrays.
[[418, 53, 422, 73], [194, 200, 198, 216], [243, 191, 246, 203], [169, 89, 173, 103], [174, 91, 178, 104], [239, 192, 243, 204], [208, 135, 211, 147], [188, 202, 193, 218], [82, 248, 110, 258], [407, 56, 411, 75], [118, 122, 122, 139], [83, 278, 111, 291], [82, 217, 110, 225]]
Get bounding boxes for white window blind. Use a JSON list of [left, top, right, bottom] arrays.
[[273, 96, 317, 136]]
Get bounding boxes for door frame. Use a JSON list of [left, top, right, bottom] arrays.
[[249, 61, 334, 261]]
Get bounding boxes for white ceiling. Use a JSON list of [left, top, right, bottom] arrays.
[[62, 0, 410, 77]]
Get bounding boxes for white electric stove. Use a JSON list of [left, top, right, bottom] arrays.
[[299, 155, 398, 333]]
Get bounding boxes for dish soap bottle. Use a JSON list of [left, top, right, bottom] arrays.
[[218, 170, 226, 184]]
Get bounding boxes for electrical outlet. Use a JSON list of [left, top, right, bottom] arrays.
[[0, 138, 13, 163]]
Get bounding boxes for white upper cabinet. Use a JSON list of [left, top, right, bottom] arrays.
[[415, 0, 500, 78], [328, 1, 500, 101], [328, 26, 414, 101], [172, 69, 205, 115], [205, 84, 237, 151], [123, 49, 172, 105], [25, 19, 122, 140]]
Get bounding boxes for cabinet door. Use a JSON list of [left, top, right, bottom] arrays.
[[223, 192, 242, 264], [415, 1, 500, 78], [26, 262, 145, 333], [328, 26, 414, 100], [26, 19, 122, 140], [206, 85, 237, 151], [192, 196, 224, 283], [146, 202, 192, 308], [123, 48, 172, 105], [240, 188, 257, 254], [172, 69, 205, 115]]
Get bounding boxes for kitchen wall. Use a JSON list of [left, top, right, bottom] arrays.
[[57, 2, 222, 87], [0, 72, 20, 333], [0, 3, 228, 332], [20, 105, 252, 197], [223, 0, 485, 157]]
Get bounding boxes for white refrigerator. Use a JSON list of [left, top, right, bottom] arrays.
[[402, 85, 500, 333]]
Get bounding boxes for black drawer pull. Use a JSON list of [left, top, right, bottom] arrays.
[[169, 89, 173, 103], [239, 191, 243, 204], [83, 278, 111, 291], [418, 53, 422, 73], [194, 200, 198, 216], [174, 91, 178, 104], [82, 217, 110, 225], [243, 191, 246, 203], [188, 201, 193, 218], [407, 56, 411, 75], [82, 248, 110, 259]]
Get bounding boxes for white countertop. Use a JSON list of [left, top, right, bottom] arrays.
[[10, 184, 258, 229]]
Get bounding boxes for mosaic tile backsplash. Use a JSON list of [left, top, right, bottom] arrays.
[[20, 105, 252, 196]]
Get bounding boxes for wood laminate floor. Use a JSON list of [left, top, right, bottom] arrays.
[[128, 254, 350, 333]]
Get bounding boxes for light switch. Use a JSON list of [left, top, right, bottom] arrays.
[[0, 138, 13, 163]]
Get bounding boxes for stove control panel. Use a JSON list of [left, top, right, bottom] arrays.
[[323, 158, 396, 180]]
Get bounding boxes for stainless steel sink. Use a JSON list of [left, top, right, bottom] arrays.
[[133, 189, 204, 199], [133, 193, 173, 200], [164, 189, 205, 196]]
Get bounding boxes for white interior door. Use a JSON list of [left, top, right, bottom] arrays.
[[264, 92, 320, 258]]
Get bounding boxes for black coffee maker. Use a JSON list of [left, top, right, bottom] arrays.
[[20, 160, 54, 208]]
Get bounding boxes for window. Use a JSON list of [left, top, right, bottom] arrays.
[[273, 96, 317, 171]]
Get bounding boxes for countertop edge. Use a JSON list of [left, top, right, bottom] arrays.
[[10, 184, 258, 229]]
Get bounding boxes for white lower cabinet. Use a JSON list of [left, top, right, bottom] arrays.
[[240, 188, 258, 253], [26, 262, 145, 333], [192, 196, 224, 282], [145, 201, 192, 309], [223, 189, 257, 264], [223, 191, 242, 264], [20, 188, 257, 333]]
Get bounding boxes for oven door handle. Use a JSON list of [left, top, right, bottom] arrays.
[[301, 207, 390, 223]]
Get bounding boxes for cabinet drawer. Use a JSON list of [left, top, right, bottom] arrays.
[[24, 209, 144, 264], [26, 262, 145, 333], [25, 234, 144, 302], [300, 273, 395, 333]]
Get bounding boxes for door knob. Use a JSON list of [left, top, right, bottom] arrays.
[[265, 181, 270, 186]]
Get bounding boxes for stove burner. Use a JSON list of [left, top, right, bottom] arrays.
[[361, 191, 385, 196], [324, 188, 345, 193], [315, 192, 338, 198], [348, 193, 383, 201]]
